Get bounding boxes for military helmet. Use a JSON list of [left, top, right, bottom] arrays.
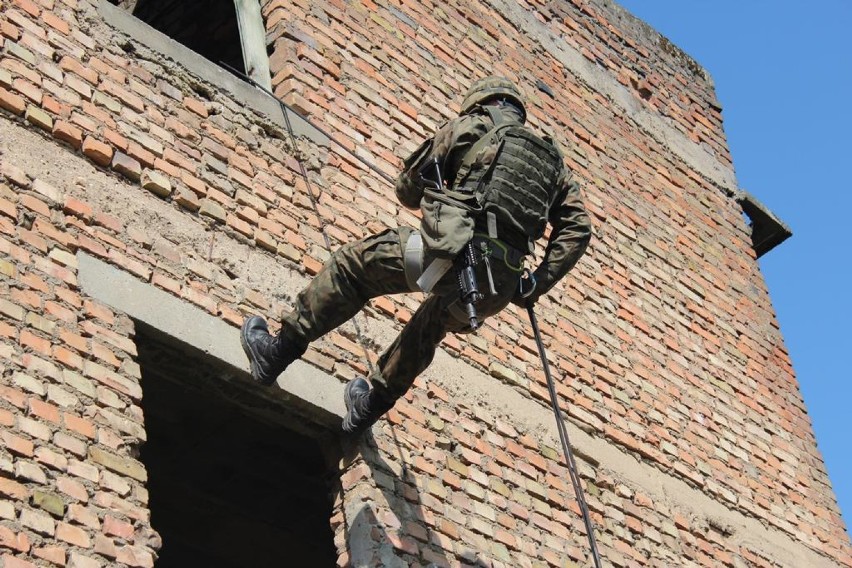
[[460, 76, 526, 118]]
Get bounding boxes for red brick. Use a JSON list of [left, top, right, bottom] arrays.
[[11, 287, 41, 310], [102, 128, 128, 151], [33, 546, 66, 565], [63, 196, 93, 220], [76, 234, 108, 258], [67, 504, 100, 529], [20, 195, 50, 217], [126, 141, 156, 169], [0, 407, 14, 427], [59, 57, 97, 85], [1, 20, 21, 42], [57, 476, 89, 502], [62, 412, 96, 439], [56, 521, 90, 547], [1, 430, 34, 457], [103, 515, 134, 539], [1, 554, 37, 568], [42, 11, 70, 35], [0, 86, 26, 114], [45, 303, 77, 325], [40, 96, 67, 120], [13, 78, 42, 104], [0, 196, 17, 220], [151, 272, 181, 295], [183, 96, 208, 117], [81, 136, 113, 167], [0, 476, 30, 499], [20, 329, 52, 356], [29, 398, 60, 424], [0, 527, 30, 553]]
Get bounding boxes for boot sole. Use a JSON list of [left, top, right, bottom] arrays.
[[240, 318, 274, 386]]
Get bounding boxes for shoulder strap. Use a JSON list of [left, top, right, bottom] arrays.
[[458, 107, 520, 180]]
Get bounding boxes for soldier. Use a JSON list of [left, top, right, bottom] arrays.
[[241, 76, 591, 435]]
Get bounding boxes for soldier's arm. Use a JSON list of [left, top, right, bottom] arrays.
[[395, 115, 490, 209], [529, 174, 592, 302]]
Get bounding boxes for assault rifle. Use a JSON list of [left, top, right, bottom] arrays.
[[422, 158, 484, 330]]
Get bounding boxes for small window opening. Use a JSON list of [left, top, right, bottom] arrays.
[[135, 325, 339, 567], [113, 0, 246, 78]]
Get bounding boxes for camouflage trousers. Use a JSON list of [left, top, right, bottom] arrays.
[[280, 227, 522, 401]]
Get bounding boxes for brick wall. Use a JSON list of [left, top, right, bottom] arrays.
[[0, 0, 849, 567]]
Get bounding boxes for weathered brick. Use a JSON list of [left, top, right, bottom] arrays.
[[67, 552, 102, 568], [21, 507, 56, 536], [112, 151, 142, 181], [0, 86, 27, 114], [25, 104, 53, 130], [140, 168, 171, 197], [32, 490, 66, 518], [81, 136, 113, 167], [174, 185, 200, 211], [1, 162, 29, 188], [198, 199, 226, 223], [89, 447, 147, 482]]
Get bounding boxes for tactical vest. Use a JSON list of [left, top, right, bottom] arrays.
[[457, 106, 564, 253]]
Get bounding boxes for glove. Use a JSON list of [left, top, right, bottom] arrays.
[[511, 270, 538, 308]]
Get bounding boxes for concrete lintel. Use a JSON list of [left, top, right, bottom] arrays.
[[76, 252, 345, 424], [96, 0, 327, 147]]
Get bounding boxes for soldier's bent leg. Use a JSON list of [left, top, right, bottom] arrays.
[[243, 227, 413, 386], [342, 293, 451, 434], [343, 255, 519, 433], [281, 227, 413, 349]]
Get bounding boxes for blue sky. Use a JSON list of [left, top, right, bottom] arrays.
[[616, 0, 851, 533]]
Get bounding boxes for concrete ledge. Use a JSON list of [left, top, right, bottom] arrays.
[[76, 252, 345, 423], [97, 0, 327, 147], [736, 190, 793, 257]]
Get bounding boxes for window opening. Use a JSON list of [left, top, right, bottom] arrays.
[[112, 0, 246, 79], [135, 324, 339, 567]]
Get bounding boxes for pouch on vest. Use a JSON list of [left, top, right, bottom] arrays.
[[420, 194, 476, 259]]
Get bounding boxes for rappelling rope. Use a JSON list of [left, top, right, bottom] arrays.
[[221, 62, 379, 374]]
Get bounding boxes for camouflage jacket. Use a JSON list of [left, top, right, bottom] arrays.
[[395, 105, 592, 302]]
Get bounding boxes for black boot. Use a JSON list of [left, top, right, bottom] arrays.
[[240, 316, 304, 386], [342, 378, 395, 435]]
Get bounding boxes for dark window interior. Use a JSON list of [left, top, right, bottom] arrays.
[[135, 326, 338, 567], [117, 0, 246, 76]]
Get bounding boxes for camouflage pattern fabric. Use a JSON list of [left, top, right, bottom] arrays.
[[280, 227, 519, 400], [397, 104, 592, 304], [280, 102, 591, 404]]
